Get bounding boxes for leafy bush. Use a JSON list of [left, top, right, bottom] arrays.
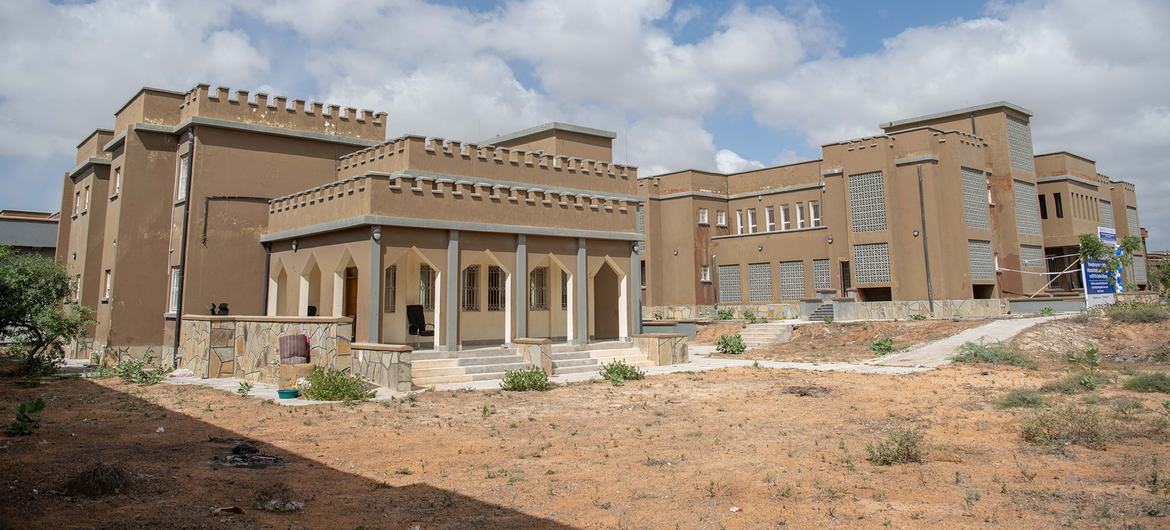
[[953, 340, 1038, 369], [599, 360, 645, 386], [1153, 346, 1169, 363], [1104, 302, 1170, 324], [910, 314, 927, 321], [1020, 404, 1116, 450], [866, 428, 925, 465], [1067, 342, 1104, 390], [1123, 372, 1170, 394], [6, 397, 45, 436], [0, 246, 94, 379], [298, 367, 374, 401], [714, 308, 735, 321], [997, 389, 1046, 408], [112, 354, 170, 386], [237, 381, 254, 396], [822, 315, 834, 324], [1039, 307, 1056, 316], [741, 310, 758, 324], [500, 366, 554, 391], [715, 334, 746, 355], [870, 337, 895, 356]]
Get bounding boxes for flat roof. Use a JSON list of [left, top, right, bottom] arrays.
[[480, 122, 617, 146], [0, 216, 58, 248], [880, 101, 1034, 130], [1035, 151, 1096, 164], [113, 86, 187, 117]]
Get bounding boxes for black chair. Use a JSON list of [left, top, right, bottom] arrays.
[[406, 304, 434, 347], [307, 305, 318, 317], [217, 303, 230, 316]]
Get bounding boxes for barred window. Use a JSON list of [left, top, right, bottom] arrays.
[[561, 270, 569, 310], [1019, 245, 1045, 270], [462, 265, 480, 311], [1014, 180, 1041, 236], [717, 265, 741, 303], [1007, 116, 1035, 173], [809, 201, 822, 227], [383, 265, 396, 312], [529, 267, 548, 310], [748, 263, 772, 302], [961, 167, 990, 229], [779, 261, 805, 300], [813, 259, 831, 290], [848, 171, 887, 232], [487, 266, 505, 311], [968, 239, 995, 281], [419, 264, 435, 311], [852, 243, 890, 284], [1098, 200, 1114, 228]]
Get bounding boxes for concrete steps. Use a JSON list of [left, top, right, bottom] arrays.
[[739, 322, 795, 348], [809, 304, 834, 321], [411, 351, 527, 386]]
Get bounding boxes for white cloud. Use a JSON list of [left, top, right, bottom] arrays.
[[715, 149, 765, 173]]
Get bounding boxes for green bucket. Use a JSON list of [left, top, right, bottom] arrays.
[[277, 388, 300, 399]]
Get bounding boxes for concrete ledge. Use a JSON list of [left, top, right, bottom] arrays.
[[514, 338, 553, 373], [632, 334, 688, 365], [351, 342, 412, 352], [183, 315, 352, 324]]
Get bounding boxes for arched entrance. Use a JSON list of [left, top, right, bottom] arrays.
[[593, 261, 621, 340]]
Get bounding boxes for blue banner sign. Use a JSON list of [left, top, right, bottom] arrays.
[[1083, 258, 1115, 307]]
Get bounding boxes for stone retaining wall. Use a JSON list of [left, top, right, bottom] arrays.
[[645, 303, 800, 321], [352, 343, 412, 392], [833, 298, 1009, 321], [179, 316, 353, 383], [633, 333, 689, 365]]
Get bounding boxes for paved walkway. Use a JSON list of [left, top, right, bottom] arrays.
[[869, 315, 1062, 368]]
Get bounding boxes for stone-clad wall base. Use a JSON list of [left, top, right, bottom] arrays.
[[514, 338, 553, 373], [352, 344, 412, 392], [632, 333, 689, 365], [834, 299, 1009, 321], [179, 316, 354, 385], [90, 344, 175, 368], [645, 304, 800, 321]]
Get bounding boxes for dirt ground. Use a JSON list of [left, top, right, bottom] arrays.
[[711, 319, 986, 362], [1012, 315, 1170, 365], [692, 322, 746, 344], [2, 319, 1169, 529]]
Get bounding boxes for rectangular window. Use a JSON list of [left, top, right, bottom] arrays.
[[1038, 194, 1048, 220], [1098, 200, 1113, 228], [748, 263, 772, 302], [697, 208, 709, 225], [968, 239, 995, 281], [529, 267, 548, 310], [74, 275, 82, 302], [487, 266, 505, 311], [103, 269, 111, 300], [462, 265, 480, 311], [765, 206, 776, 231], [848, 171, 887, 232], [717, 265, 741, 303], [699, 265, 711, 282], [852, 243, 891, 284], [383, 265, 396, 312], [112, 167, 122, 197], [84, 185, 91, 211], [419, 264, 435, 311], [716, 210, 727, 226], [1053, 192, 1064, 219], [735, 210, 744, 235], [779, 261, 805, 300], [809, 200, 822, 227], [561, 270, 569, 309], [73, 190, 80, 216], [175, 155, 190, 202], [747, 208, 758, 233], [795, 202, 805, 229], [1126, 207, 1139, 237], [961, 167, 990, 229], [168, 266, 181, 313], [813, 259, 831, 290], [1007, 116, 1035, 173], [780, 204, 791, 230]]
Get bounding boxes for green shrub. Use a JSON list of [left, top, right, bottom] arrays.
[[1039, 374, 1108, 394], [953, 340, 1038, 369], [997, 389, 1046, 408], [1039, 307, 1056, 317], [1123, 372, 1170, 394], [237, 381, 254, 397], [822, 315, 834, 324], [870, 337, 895, 356], [741, 310, 758, 324], [500, 366, 554, 392], [715, 334, 746, 355], [5, 397, 45, 436], [599, 360, 645, 386], [714, 308, 735, 321], [1104, 302, 1170, 324], [1153, 346, 1169, 363], [866, 428, 925, 465], [1020, 404, 1116, 450], [298, 367, 374, 401], [910, 314, 927, 321], [112, 354, 170, 386], [1067, 342, 1104, 390]]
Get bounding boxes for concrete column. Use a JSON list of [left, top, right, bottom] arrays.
[[515, 235, 527, 338], [575, 238, 588, 345], [367, 227, 382, 343], [444, 230, 460, 351], [630, 243, 642, 336]]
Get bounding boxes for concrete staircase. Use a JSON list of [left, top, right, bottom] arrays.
[[410, 347, 530, 386], [739, 322, 795, 348], [809, 303, 834, 322]]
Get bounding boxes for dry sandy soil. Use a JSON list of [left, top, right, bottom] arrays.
[[1, 317, 1169, 529], [708, 320, 986, 362]]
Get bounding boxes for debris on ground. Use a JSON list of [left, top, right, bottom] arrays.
[[210, 506, 244, 516], [209, 438, 285, 468], [255, 483, 303, 512], [780, 385, 830, 397], [61, 463, 130, 497]]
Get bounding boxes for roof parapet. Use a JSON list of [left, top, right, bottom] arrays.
[[179, 84, 387, 141]]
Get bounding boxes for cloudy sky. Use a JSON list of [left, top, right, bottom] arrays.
[[2, 0, 1167, 247]]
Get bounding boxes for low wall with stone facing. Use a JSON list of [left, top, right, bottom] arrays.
[[633, 333, 688, 365], [645, 303, 800, 321], [179, 316, 354, 383], [352, 343, 412, 392], [833, 298, 1010, 321], [514, 338, 553, 373]]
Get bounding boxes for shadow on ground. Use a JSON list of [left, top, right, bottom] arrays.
[[0, 376, 575, 529]]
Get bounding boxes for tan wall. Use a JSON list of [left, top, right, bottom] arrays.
[[493, 129, 614, 161], [113, 89, 183, 133], [74, 130, 114, 165], [62, 165, 109, 336], [179, 85, 386, 142]]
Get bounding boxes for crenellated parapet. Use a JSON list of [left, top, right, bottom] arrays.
[[179, 84, 387, 141]]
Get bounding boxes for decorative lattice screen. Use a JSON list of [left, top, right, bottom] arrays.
[[1019, 245, 1045, 269], [1014, 180, 1041, 236], [813, 259, 831, 290], [1007, 116, 1035, 173], [1098, 200, 1114, 228], [778, 261, 805, 300], [848, 171, 887, 232], [1126, 207, 1139, 237], [748, 263, 772, 302], [961, 167, 989, 229], [1133, 256, 1148, 285], [718, 265, 741, 303], [852, 243, 890, 284], [968, 239, 995, 281]]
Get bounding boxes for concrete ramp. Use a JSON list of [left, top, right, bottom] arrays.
[[871, 316, 1060, 368]]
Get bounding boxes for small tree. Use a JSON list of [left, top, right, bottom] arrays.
[[0, 246, 94, 378]]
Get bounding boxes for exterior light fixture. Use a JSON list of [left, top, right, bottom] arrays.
[[757, 245, 763, 252], [673, 249, 679, 256], [291, 238, 299, 252], [371, 226, 382, 241], [913, 229, 920, 237], [827, 236, 833, 245]]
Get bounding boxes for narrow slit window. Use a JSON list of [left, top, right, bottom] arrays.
[[462, 265, 480, 311], [487, 266, 505, 311], [765, 206, 776, 231], [420, 264, 435, 311], [561, 270, 569, 309], [383, 265, 396, 312], [529, 267, 548, 310]]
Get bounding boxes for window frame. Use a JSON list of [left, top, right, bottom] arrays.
[[735, 210, 744, 235], [419, 264, 435, 311], [487, 266, 505, 311], [111, 167, 122, 198], [716, 210, 727, 227], [765, 206, 775, 231], [383, 265, 396, 312], [167, 266, 181, 313], [699, 264, 711, 283], [462, 265, 480, 311], [175, 155, 190, 203], [529, 267, 549, 310], [102, 269, 112, 300], [795, 201, 805, 229], [697, 208, 709, 225], [747, 208, 758, 233], [780, 204, 791, 230], [809, 200, 822, 227]]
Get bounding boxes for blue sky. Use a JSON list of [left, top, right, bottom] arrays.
[[2, 0, 1168, 247]]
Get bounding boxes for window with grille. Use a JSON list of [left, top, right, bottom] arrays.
[[852, 243, 890, 284], [962, 167, 990, 229], [747, 208, 758, 233], [813, 259, 830, 290], [718, 265, 741, 302], [968, 239, 995, 281], [561, 270, 569, 309], [809, 201, 822, 227], [462, 265, 480, 311], [1126, 207, 1139, 237], [716, 210, 726, 226], [487, 266, 505, 311], [383, 265, 396, 312], [748, 263, 772, 302], [1014, 180, 1041, 236], [697, 208, 709, 225], [1007, 116, 1035, 173], [848, 171, 887, 232], [419, 264, 435, 311], [699, 265, 710, 282], [529, 267, 548, 310], [779, 261, 805, 300], [636, 204, 646, 251], [1019, 245, 1044, 269], [765, 207, 775, 231], [780, 204, 791, 230]]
